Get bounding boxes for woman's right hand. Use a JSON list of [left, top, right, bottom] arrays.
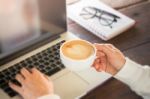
[[93, 44, 126, 75]]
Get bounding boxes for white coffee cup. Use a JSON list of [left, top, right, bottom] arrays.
[[60, 39, 96, 71]]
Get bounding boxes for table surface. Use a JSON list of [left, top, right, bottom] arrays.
[[68, 2, 150, 99]]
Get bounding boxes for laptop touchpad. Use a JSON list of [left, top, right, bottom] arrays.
[[53, 72, 88, 99]]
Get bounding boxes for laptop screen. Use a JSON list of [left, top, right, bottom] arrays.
[[0, 0, 67, 65]]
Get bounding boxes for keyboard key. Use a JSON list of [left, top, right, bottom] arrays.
[[8, 91, 18, 97], [46, 67, 61, 76], [11, 79, 21, 87], [44, 62, 50, 66], [0, 83, 8, 89], [0, 73, 5, 78]]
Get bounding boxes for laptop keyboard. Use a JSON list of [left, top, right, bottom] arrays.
[[0, 40, 65, 97]]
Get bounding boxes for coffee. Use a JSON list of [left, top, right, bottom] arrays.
[[62, 40, 94, 60], [60, 39, 96, 71]]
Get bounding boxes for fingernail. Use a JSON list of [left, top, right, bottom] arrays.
[[8, 81, 13, 86], [94, 43, 99, 45]]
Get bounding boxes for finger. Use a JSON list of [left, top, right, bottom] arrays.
[[92, 58, 100, 67], [105, 44, 114, 48], [107, 44, 118, 50], [94, 43, 103, 51], [99, 57, 107, 71], [15, 74, 25, 84], [97, 68, 102, 72], [31, 68, 47, 80], [96, 51, 105, 58], [92, 58, 103, 72], [20, 68, 31, 78], [105, 44, 122, 53], [94, 44, 112, 55], [9, 82, 23, 95], [105, 44, 117, 52], [95, 64, 100, 70], [94, 59, 102, 70], [92, 60, 97, 67], [31, 68, 42, 75], [95, 64, 102, 72]]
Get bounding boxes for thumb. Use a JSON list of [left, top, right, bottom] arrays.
[[94, 44, 112, 56]]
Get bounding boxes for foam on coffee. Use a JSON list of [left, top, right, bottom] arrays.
[[62, 40, 94, 60]]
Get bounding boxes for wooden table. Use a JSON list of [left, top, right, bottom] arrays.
[[68, 2, 150, 99]]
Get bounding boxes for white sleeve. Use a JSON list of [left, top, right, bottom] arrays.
[[37, 94, 60, 99], [114, 58, 150, 99]]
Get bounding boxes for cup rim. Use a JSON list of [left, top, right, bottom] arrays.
[[60, 39, 96, 62]]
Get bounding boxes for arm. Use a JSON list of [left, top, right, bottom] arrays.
[[93, 43, 150, 99], [115, 58, 150, 99]]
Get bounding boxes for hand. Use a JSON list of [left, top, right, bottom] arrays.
[[9, 68, 53, 99], [93, 44, 126, 75]]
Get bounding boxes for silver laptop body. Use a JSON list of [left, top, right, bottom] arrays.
[[0, 0, 111, 99]]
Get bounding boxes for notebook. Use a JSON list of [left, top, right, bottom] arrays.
[[67, 0, 136, 40]]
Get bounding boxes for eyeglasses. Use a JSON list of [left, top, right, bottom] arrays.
[[80, 6, 121, 28]]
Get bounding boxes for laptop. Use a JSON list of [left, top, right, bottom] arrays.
[[0, 0, 111, 99]]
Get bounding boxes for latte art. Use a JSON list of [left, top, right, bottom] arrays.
[[62, 40, 94, 60]]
